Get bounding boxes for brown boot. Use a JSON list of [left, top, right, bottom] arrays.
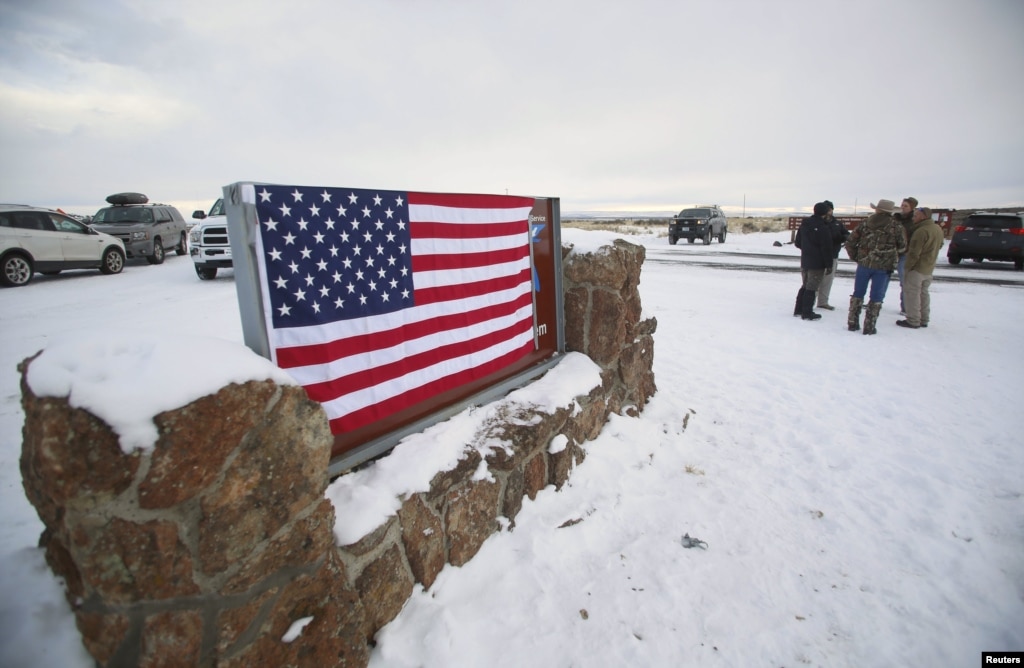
[[863, 302, 882, 335], [847, 297, 863, 332]]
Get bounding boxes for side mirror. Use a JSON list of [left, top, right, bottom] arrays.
[[192, 210, 206, 220]]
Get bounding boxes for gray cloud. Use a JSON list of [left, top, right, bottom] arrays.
[[1, 0, 1022, 217]]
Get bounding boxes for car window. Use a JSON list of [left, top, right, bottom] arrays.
[[154, 208, 172, 223], [678, 208, 711, 217], [968, 215, 1022, 229], [6, 211, 54, 231], [94, 207, 154, 223], [48, 214, 89, 234], [209, 199, 225, 216]]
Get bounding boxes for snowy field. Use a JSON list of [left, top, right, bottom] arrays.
[[1, 230, 1022, 667]]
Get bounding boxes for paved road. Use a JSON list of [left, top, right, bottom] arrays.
[[644, 247, 1024, 287]]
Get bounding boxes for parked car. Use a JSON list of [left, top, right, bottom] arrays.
[[89, 193, 188, 265], [947, 212, 1024, 270], [190, 198, 232, 280], [1, 204, 125, 287], [669, 205, 728, 245]]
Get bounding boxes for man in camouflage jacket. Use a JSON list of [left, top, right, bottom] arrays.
[[896, 206, 945, 330], [843, 199, 908, 335]]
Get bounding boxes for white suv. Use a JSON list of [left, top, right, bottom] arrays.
[[1, 204, 125, 287], [189, 198, 232, 280]]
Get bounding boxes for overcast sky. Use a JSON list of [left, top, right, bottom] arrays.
[[1, 0, 1022, 217]]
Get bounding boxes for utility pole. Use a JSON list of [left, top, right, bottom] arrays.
[[743, 194, 746, 218]]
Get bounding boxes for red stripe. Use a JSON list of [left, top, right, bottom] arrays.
[[304, 316, 534, 403], [415, 267, 531, 306], [412, 245, 528, 273], [411, 221, 528, 238], [276, 285, 533, 368], [327, 339, 536, 433], [408, 192, 536, 210]]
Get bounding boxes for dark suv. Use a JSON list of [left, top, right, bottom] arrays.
[[90, 193, 188, 265], [669, 206, 728, 245], [947, 212, 1023, 270]]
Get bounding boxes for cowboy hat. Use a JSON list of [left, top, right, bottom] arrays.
[[870, 199, 897, 213]]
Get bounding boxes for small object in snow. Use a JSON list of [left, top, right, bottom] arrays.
[[681, 533, 708, 549], [773, 240, 783, 247]]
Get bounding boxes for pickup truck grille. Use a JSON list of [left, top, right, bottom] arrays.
[[201, 226, 229, 245]]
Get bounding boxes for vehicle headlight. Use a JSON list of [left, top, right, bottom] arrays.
[[189, 229, 200, 243], [131, 231, 149, 240]]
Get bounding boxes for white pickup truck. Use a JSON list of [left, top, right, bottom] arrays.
[[189, 198, 232, 280]]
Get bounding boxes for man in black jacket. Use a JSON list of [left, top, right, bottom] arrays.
[[816, 200, 849, 310], [793, 202, 835, 321]]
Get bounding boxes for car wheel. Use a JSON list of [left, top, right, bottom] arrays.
[[719, 228, 727, 243], [1015, 258, 1023, 271], [176, 231, 188, 256], [148, 238, 166, 265], [196, 266, 217, 280], [669, 235, 678, 245], [1, 252, 33, 287], [100, 247, 125, 275], [947, 254, 961, 265], [702, 229, 711, 245]]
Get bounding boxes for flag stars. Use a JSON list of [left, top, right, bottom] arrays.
[[264, 219, 279, 232], [385, 208, 394, 219], [268, 248, 282, 261], [337, 204, 348, 217], [375, 219, 384, 231], [277, 303, 291, 316], [259, 189, 272, 202], [395, 195, 404, 207], [334, 297, 344, 309], [316, 259, 328, 271], [297, 218, 309, 231], [283, 232, 296, 245], [291, 190, 304, 202], [274, 276, 288, 289], [313, 231, 325, 244], [321, 190, 332, 203], [373, 194, 383, 206], [332, 271, 343, 283], [304, 274, 316, 287], [348, 192, 358, 204], [279, 203, 292, 217], [309, 203, 320, 217], [300, 247, 312, 259], [288, 261, 300, 274], [362, 206, 372, 218], [293, 288, 306, 301]]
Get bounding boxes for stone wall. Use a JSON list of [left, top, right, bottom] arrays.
[[19, 237, 656, 667]]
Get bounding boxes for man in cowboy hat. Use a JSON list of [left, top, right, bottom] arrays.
[[843, 199, 907, 335]]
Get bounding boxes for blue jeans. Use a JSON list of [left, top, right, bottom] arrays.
[[853, 265, 892, 303]]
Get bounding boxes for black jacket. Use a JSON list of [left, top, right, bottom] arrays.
[[794, 214, 835, 270], [827, 217, 850, 259]]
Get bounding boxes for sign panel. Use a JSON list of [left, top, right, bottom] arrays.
[[223, 183, 563, 470]]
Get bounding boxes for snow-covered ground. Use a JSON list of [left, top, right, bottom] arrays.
[[1, 230, 1022, 667]]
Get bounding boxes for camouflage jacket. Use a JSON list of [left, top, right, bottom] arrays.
[[844, 212, 907, 271]]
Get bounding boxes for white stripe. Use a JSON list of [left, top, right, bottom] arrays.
[[413, 256, 529, 290], [411, 232, 528, 256], [284, 302, 536, 385], [318, 328, 535, 421], [410, 203, 532, 225]]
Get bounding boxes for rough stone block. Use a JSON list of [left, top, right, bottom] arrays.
[[397, 494, 446, 590]]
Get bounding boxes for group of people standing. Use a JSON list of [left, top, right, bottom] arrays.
[[794, 197, 945, 335]]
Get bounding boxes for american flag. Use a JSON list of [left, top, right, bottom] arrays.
[[252, 184, 537, 435]]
